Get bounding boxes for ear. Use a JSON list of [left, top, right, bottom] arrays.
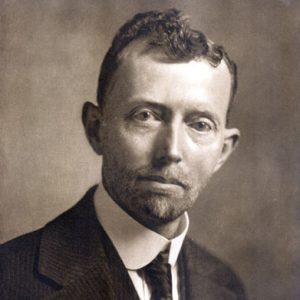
[[82, 102, 103, 155], [213, 128, 240, 173]]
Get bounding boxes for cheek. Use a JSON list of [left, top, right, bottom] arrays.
[[103, 125, 155, 167], [188, 139, 224, 175]]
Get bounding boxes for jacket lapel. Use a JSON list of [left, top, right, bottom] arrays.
[[181, 238, 241, 300], [36, 186, 138, 299]]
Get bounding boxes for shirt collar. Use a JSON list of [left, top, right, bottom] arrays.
[[94, 182, 189, 270]]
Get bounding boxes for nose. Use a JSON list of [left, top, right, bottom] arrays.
[[153, 122, 183, 167]]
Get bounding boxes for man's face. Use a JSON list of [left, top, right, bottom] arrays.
[[91, 48, 239, 228]]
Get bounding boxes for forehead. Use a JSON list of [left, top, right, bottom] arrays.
[[105, 41, 232, 123]]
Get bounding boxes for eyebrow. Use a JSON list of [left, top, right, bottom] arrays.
[[127, 99, 222, 126], [186, 109, 221, 126], [127, 100, 168, 112]]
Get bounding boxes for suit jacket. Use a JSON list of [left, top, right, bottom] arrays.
[[0, 186, 247, 299]]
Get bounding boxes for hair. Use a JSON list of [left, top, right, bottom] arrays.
[[97, 8, 237, 123]]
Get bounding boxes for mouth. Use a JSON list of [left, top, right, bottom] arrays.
[[137, 175, 186, 189]]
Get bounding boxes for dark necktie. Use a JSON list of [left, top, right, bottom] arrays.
[[139, 250, 173, 300]]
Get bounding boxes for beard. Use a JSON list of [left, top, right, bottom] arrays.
[[101, 155, 211, 228]]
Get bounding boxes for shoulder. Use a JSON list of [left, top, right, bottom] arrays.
[[182, 237, 247, 300], [0, 186, 105, 299], [0, 185, 98, 269], [0, 228, 44, 275], [0, 229, 56, 299], [0, 229, 42, 266]]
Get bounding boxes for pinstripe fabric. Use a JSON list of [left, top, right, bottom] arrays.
[[0, 186, 247, 300]]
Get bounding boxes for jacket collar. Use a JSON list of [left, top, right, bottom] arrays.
[[36, 186, 138, 299]]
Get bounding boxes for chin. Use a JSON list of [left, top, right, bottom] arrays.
[[136, 194, 192, 225]]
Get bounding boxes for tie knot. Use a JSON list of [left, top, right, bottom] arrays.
[[140, 250, 172, 300], [150, 249, 169, 267]]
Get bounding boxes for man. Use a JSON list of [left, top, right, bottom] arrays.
[[0, 9, 246, 300]]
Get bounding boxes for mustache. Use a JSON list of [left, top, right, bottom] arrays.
[[134, 167, 191, 190]]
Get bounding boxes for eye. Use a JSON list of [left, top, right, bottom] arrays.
[[188, 120, 213, 132], [132, 109, 160, 122]]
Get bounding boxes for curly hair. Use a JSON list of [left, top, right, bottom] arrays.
[[97, 8, 237, 122]]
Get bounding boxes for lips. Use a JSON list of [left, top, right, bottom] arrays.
[[137, 175, 186, 189]]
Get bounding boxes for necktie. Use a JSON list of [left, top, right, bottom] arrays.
[[140, 250, 172, 300]]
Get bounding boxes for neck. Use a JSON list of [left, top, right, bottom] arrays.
[[145, 216, 184, 240]]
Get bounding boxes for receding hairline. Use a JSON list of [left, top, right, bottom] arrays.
[[102, 37, 234, 113]]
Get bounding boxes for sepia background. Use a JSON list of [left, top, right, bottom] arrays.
[[0, 0, 299, 299]]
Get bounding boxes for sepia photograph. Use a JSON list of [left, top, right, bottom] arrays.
[[0, 1, 299, 299]]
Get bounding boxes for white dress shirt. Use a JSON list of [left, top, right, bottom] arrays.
[[94, 183, 189, 300]]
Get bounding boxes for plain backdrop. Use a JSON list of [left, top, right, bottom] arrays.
[[0, 0, 299, 299]]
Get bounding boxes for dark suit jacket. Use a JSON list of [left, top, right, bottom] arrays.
[[0, 186, 247, 299]]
